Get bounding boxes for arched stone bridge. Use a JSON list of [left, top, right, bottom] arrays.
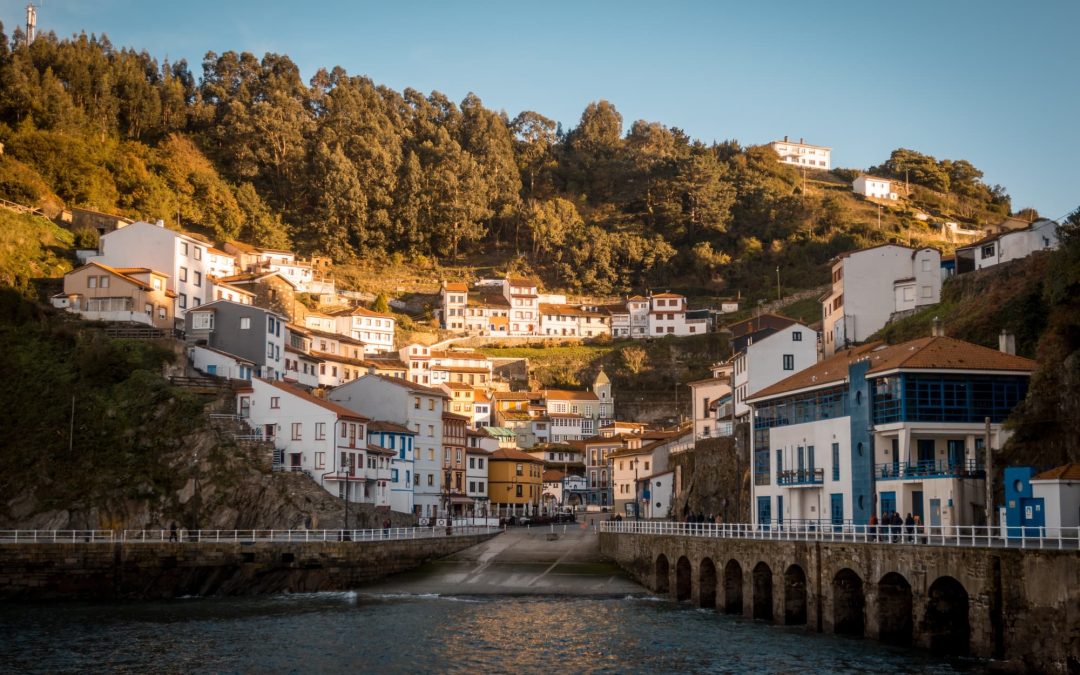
[[600, 532, 1079, 672]]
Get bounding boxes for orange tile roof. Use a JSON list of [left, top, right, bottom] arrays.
[[444, 282, 469, 292], [651, 292, 684, 299], [864, 336, 1036, 375], [749, 337, 1036, 401], [490, 447, 543, 462], [366, 373, 450, 397], [367, 420, 415, 435], [532, 389, 600, 401], [1032, 463, 1080, 481], [262, 378, 369, 421]]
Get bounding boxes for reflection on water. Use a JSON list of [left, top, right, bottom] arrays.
[[0, 593, 982, 674]]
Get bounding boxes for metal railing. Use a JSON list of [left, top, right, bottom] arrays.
[[777, 468, 824, 486], [600, 520, 1080, 550], [875, 458, 985, 480], [0, 526, 501, 545]]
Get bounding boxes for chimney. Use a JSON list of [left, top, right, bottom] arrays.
[[784, 135, 788, 142], [799, 137, 804, 144], [931, 316, 944, 337], [999, 329, 1016, 355]]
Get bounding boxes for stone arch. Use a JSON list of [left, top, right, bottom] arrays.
[[723, 559, 743, 615], [783, 564, 808, 625], [877, 572, 913, 646], [752, 561, 774, 621], [698, 558, 717, 609], [833, 567, 865, 636], [675, 556, 692, 601], [654, 554, 670, 594], [924, 576, 969, 656]]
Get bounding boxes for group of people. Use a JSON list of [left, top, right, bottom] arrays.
[[869, 511, 921, 543]]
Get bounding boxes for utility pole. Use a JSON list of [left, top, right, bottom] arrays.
[[984, 417, 993, 530], [776, 266, 781, 301], [69, 395, 75, 454]]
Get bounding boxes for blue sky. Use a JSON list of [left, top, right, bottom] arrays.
[[5, 0, 1077, 218]]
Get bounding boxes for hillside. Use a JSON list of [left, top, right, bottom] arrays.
[[871, 211, 1080, 469], [0, 208, 74, 295], [0, 28, 1017, 308]]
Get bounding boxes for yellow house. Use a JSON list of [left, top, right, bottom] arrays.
[[488, 447, 544, 512]]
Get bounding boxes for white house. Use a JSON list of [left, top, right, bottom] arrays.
[[852, 175, 898, 200], [732, 321, 818, 420], [746, 335, 1035, 530], [327, 306, 396, 354], [205, 247, 238, 279], [1030, 464, 1080, 538], [959, 218, 1059, 272], [610, 429, 689, 517], [367, 421, 417, 515], [821, 244, 942, 356], [242, 378, 389, 507], [190, 345, 254, 380], [688, 363, 733, 440], [466, 447, 492, 514], [769, 137, 831, 170], [640, 470, 675, 520], [89, 220, 215, 320], [328, 374, 449, 518], [648, 293, 707, 337]]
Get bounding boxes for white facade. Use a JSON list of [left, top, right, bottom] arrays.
[[367, 423, 417, 515], [970, 219, 1059, 271], [191, 345, 253, 380], [243, 378, 389, 506], [689, 366, 733, 440], [1031, 478, 1080, 538], [852, 175, 897, 200], [90, 220, 213, 320], [205, 249, 238, 279], [648, 293, 706, 336], [332, 308, 395, 354], [769, 138, 831, 170], [822, 245, 942, 356], [207, 278, 254, 305], [734, 323, 817, 419], [642, 471, 675, 519], [466, 448, 491, 506], [328, 375, 449, 518]]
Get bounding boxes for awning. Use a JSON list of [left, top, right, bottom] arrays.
[[448, 495, 475, 505]]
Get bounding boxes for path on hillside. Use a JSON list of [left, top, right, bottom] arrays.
[[358, 525, 645, 596]]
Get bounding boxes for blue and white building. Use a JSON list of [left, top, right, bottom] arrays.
[[746, 334, 1035, 530], [367, 421, 417, 515]]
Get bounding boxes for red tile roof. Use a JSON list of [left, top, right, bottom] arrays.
[[367, 420, 416, 435], [490, 447, 544, 462], [1032, 463, 1080, 481], [261, 378, 369, 421]]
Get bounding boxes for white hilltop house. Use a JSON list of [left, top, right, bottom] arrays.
[[852, 175, 899, 200], [821, 244, 942, 356], [768, 136, 831, 170]]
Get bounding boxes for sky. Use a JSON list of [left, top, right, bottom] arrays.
[[4, 0, 1077, 219]]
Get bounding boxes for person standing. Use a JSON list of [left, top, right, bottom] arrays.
[[905, 513, 915, 543], [168, 522, 178, 543], [868, 513, 878, 542]]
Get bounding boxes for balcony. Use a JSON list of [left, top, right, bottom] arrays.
[[777, 468, 824, 486], [875, 459, 985, 481]]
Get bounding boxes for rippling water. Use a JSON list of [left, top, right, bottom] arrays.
[[0, 593, 983, 674]]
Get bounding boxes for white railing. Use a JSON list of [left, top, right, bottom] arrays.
[[600, 520, 1080, 550], [0, 526, 501, 545]]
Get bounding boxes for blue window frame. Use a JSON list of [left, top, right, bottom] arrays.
[[831, 443, 839, 481]]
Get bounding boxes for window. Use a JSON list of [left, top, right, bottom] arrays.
[[194, 271, 202, 287], [192, 298, 201, 307], [179, 267, 188, 282], [179, 294, 187, 309], [181, 242, 189, 256], [315, 452, 325, 469], [920, 285, 933, 298], [99, 275, 109, 288], [191, 312, 214, 330], [157, 306, 166, 319], [427, 474, 434, 486], [194, 246, 202, 260], [516, 463, 523, 476], [315, 422, 325, 440], [921, 258, 932, 272], [792, 331, 802, 342], [270, 397, 280, 409], [516, 485, 523, 498], [981, 244, 995, 259], [291, 423, 302, 440], [144, 303, 153, 316], [428, 398, 435, 411], [428, 424, 434, 437], [782, 354, 795, 370], [414, 397, 420, 409], [88, 276, 98, 288], [832, 443, 840, 481], [152, 277, 162, 290]]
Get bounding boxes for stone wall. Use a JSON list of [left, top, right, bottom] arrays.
[[0, 532, 497, 601], [600, 533, 1080, 673], [670, 431, 750, 523]]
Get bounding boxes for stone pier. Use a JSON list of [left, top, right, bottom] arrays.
[[0, 532, 497, 600], [600, 533, 1080, 673]]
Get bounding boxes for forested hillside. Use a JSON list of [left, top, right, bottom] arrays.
[[0, 26, 1014, 299]]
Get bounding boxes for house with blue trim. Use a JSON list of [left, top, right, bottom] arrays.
[[746, 332, 1035, 530], [366, 421, 417, 515]]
